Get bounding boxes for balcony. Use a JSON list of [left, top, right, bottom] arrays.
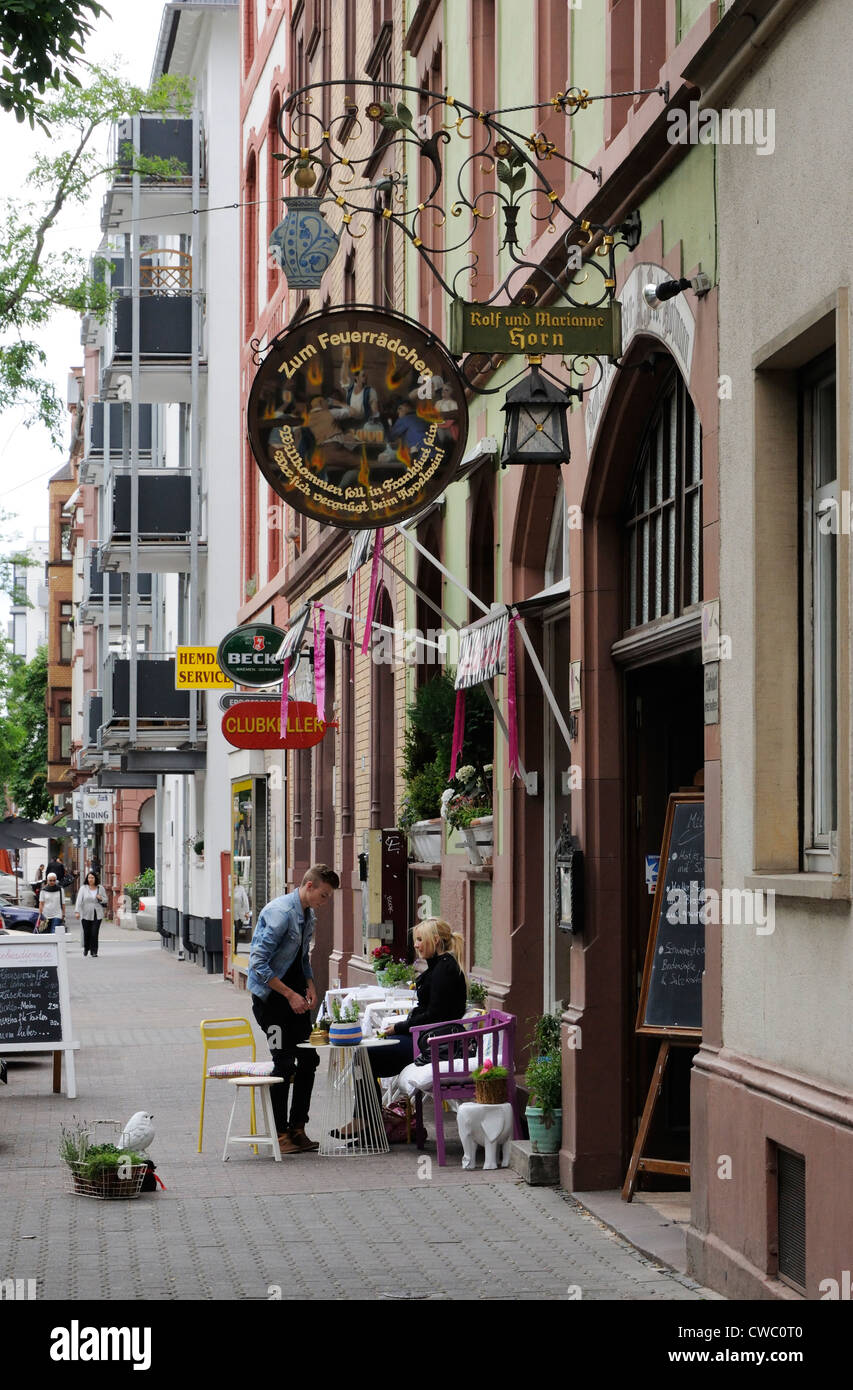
[[76, 690, 103, 772], [80, 402, 154, 484], [101, 116, 204, 236], [98, 470, 204, 574], [100, 250, 205, 405], [79, 543, 153, 623], [100, 654, 205, 750]]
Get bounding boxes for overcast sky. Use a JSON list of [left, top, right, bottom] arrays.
[[0, 0, 171, 605]]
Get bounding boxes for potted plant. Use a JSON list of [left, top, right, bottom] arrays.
[[382, 959, 416, 988], [444, 764, 493, 864], [524, 1053, 562, 1154], [372, 943, 393, 984], [328, 997, 362, 1046], [472, 1058, 508, 1105], [400, 671, 493, 863], [467, 978, 488, 1009]]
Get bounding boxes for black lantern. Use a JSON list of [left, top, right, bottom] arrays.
[[555, 814, 583, 934], [500, 364, 573, 467]]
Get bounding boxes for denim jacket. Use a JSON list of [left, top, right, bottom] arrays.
[[247, 888, 314, 1001]]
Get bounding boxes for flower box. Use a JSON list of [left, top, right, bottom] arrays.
[[407, 818, 443, 863], [456, 815, 493, 866]]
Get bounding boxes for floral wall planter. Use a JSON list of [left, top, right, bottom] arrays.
[[407, 819, 443, 864], [456, 815, 493, 866]]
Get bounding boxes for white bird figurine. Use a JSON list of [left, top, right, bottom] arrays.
[[119, 1111, 155, 1152]]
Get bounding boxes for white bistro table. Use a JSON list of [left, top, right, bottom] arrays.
[[299, 1038, 398, 1156]]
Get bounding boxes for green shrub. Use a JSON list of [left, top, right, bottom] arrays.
[[123, 867, 155, 911], [400, 671, 493, 825]]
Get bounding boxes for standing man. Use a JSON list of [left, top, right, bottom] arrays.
[[248, 864, 339, 1154]]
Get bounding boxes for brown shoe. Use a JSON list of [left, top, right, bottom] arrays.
[[288, 1127, 319, 1152], [276, 1132, 302, 1155]]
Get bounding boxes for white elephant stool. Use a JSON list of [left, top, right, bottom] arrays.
[[457, 1101, 514, 1170]]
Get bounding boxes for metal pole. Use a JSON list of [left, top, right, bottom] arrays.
[[129, 114, 140, 744]]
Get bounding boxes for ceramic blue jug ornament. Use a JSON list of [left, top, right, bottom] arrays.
[[269, 196, 340, 290]]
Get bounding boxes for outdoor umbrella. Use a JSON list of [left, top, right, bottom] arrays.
[[0, 816, 56, 839], [0, 826, 36, 851]]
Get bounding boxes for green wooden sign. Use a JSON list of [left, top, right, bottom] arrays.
[[448, 298, 622, 359], [216, 624, 287, 688]]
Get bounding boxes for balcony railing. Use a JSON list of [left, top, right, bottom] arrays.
[[79, 543, 152, 623], [101, 654, 205, 748], [108, 470, 193, 540], [110, 116, 199, 184], [86, 402, 153, 456]]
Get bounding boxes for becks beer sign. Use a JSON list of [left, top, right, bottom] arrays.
[[221, 700, 336, 750], [216, 624, 287, 688]]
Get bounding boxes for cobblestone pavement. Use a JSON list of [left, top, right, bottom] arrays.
[[0, 924, 721, 1301]]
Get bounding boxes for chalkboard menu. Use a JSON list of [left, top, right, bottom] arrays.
[[0, 965, 62, 1044], [636, 793, 705, 1036], [0, 934, 78, 1096]]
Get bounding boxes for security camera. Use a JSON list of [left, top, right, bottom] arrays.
[[642, 272, 712, 311]]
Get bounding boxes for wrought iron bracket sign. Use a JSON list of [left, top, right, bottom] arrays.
[[555, 814, 583, 935], [247, 307, 469, 530]]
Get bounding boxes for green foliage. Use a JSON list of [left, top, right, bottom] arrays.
[[398, 756, 447, 828], [472, 1063, 507, 1082], [0, 641, 52, 819], [59, 1123, 145, 1176], [0, 0, 104, 129], [400, 671, 493, 825], [123, 866, 155, 911], [382, 960, 415, 987], [529, 1010, 563, 1059], [525, 1052, 562, 1118], [0, 65, 194, 441]]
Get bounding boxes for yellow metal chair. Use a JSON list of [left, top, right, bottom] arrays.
[[199, 1017, 273, 1152]]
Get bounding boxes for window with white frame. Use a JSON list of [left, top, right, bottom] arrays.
[[545, 489, 570, 589], [803, 357, 838, 867]]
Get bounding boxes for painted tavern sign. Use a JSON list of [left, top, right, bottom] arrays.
[[247, 308, 469, 530]]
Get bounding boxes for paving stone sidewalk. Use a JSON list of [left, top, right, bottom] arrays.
[[0, 924, 720, 1301]]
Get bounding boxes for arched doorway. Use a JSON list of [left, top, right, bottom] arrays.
[[582, 350, 705, 1185]]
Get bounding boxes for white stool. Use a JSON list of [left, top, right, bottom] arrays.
[[222, 1075, 284, 1162]]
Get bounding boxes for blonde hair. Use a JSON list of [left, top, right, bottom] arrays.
[[415, 918, 465, 975]]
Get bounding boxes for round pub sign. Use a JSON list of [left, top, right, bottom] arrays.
[[216, 624, 286, 688], [247, 307, 469, 530]]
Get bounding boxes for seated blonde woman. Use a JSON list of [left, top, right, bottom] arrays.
[[368, 917, 467, 1083]]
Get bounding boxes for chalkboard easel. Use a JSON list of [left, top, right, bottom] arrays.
[[0, 930, 79, 1098], [622, 791, 704, 1202]]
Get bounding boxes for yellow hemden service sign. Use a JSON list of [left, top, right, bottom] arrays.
[[175, 647, 235, 689]]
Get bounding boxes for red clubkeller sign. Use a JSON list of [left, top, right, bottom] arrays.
[[221, 700, 336, 750]]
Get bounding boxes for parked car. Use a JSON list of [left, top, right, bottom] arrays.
[[0, 904, 41, 932], [0, 877, 36, 908], [137, 895, 157, 917]]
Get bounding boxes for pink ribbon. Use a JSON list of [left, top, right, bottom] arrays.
[[313, 603, 326, 721], [280, 656, 290, 743], [350, 574, 357, 682], [360, 528, 384, 655], [450, 688, 466, 779], [507, 616, 520, 780]]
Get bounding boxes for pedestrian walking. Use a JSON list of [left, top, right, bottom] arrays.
[[247, 864, 340, 1154], [75, 871, 108, 957], [38, 873, 66, 933]]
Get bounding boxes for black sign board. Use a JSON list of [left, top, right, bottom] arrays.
[[0, 964, 62, 1045], [448, 298, 622, 358], [247, 307, 468, 530], [636, 792, 705, 1037], [0, 935, 78, 1095]]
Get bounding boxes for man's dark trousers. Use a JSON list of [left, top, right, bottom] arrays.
[[251, 989, 319, 1133]]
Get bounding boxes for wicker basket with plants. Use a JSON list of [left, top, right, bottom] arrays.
[[472, 1058, 508, 1105], [60, 1119, 148, 1200]]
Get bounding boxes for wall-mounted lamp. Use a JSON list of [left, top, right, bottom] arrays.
[[642, 272, 712, 311]]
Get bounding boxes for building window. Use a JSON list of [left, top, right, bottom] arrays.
[[59, 602, 74, 663], [803, 358, 837, 865], [343, 248, 356, 305], [60, 522, 72, 561], [624, 369, 702, 631], [60, 724, 71, 759], [244, 151, 257, 336], [545, 490, 571, 589]]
